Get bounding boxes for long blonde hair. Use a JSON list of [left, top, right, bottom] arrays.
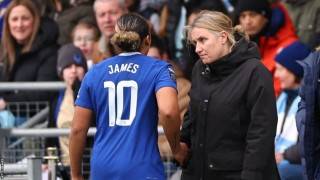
[[1, 0, 40, 72], [185, 10, 247, 48]]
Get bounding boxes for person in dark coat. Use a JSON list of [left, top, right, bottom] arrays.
[[0, 0, 59, 103], [0, 0, 58, 101], [296, 50, 320, 180], [0, 0, 59, 124], [175, 10, 280, 180]]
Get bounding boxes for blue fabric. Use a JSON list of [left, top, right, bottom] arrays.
[[75, 53, 176, 180], [14, 117, 26, 127], [278, 161, 303, 180], [54, 90, 65, 124], [296, 51, 320, 180], [275, 92, 300, 153], [0, 0, 11, 10], [266, 7, 284, 36], [275, 41, 311, 78], [0, 110, 15, 128], [0, 0, 11, 39]]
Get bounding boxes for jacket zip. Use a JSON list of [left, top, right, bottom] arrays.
[[202, 98, 209, 180]]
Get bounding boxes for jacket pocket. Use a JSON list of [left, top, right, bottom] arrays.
[[207, 151, 243, 171]]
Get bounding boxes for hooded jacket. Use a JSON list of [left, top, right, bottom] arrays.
[[0, 17, 59, 102], [296, 51, 320, 180], [180, 36, 280, 180], [259, 3, 298, 96]]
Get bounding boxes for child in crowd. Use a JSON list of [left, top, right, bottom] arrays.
[[72, 21, 100, 69], [47, 43, 88, 179]]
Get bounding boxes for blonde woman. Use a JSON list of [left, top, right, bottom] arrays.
[[178, 10, 280, 180]]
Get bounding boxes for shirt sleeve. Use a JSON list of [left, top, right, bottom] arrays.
[[155, 63, 177, 92], [75, 72, 93, 110]]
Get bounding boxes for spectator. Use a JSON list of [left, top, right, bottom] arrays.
[[163, 0, 228, 61], [274, 41, 311, 180], [139, 0, 167, 36], [235, 0, 298, 96], [125, 0, 140, 13], [72, 20, 100, 69], [91, 0, 127, 63], [179, 10, 279, 179], [284, 0, 320, 49], [31, 0, 59, 18], [296, 49, 320, 180], [0, 0, 59, 117], [124, 0, 162, 33], [47, 43, 88, 179], [140, 5, 161, 34], [179, 7, 201, 80], [69, 13, 185, 179], [139, 0, 166, 13]]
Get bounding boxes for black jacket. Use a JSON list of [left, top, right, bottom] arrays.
[[180, 37, 280, 180], [0, 17, 59, 102], [296, 51, 320, 180]]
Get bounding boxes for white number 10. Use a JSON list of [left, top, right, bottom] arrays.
[[104, 80, 138, 127]]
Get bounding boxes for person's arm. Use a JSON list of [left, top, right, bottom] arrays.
[[242, 65, 278, 180], [156, 87, 188, 164], [156, 87, 181, 153], [69, 106, 92, 180]]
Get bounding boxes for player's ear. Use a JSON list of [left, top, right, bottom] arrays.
[[145, 35, 151, 48], [141, 35, 151, 55]]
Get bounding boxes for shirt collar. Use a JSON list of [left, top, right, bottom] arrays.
[[118, 52, 141, 56]]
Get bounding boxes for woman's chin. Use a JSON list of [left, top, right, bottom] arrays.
[[201, 58, 211, 64]]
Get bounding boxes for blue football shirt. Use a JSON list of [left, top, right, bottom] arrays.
[[75, 52, 177, 180]]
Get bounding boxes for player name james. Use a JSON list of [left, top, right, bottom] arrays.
[[108, 63, 140, 74]]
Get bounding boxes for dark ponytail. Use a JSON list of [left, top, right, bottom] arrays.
[[111, 13, 150, 52]]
